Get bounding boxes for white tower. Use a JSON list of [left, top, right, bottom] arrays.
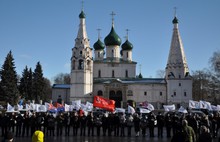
[[70, 10, 93, 102], [165, 15, 192, 107]]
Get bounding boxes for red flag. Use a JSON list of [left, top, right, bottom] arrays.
[[54, 102, 64, 108], [93, 96, 115, 112]]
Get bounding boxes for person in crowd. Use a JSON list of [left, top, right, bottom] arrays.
[[133, 113, 141, 137], [87, 111, 94, 136], [79, 112, 87, 136], [140, 114, 148, 137], [47, 114, 55, 136], [43, 113, 49, 136], [148, 112, 156, 137], [119, 113, 126, 137], [107, 113, 114, 136], [32, 130, 44, 142], [22, 111, 30, 137], [113, 113, 120, 136], [102, 113, 108, 136], [171, 126, 185, 142], [15, 113, 23, 137], [94, 114, 102, 136], [126, 113, 133, 137], [157, 112, 165, 138], [56, 112, 64, 136], [165, 113, 172, 138], [64, 112, 71, 136], [1, 113, 9, 137], [71, 111, 79, 136], [8, 113, 16, 133], [182, 119, 196, 142], [197, 125, 212, 142], [30, 112, 37, 136]]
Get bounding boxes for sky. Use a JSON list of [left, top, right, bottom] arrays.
[[0, 0, 220, 83]]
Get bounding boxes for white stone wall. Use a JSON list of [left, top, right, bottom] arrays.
[[105, 45, 120, 58], [93, 63, 136, 78]]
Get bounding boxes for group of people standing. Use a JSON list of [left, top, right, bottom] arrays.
[[0, 109, 219, 142]]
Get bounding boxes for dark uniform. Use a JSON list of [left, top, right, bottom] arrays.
[[133, 113, 141, 137], [15, 114, 23, 136], [22, 111, 30, 137], [140, 114, 148, 137], [64, 113, 71, 136], [102, 113, 108, 136], [148, 112, 156, 137], [94, 114, 102, 136], [126, 114, 133, 137], [79, 113, 87, 136], [47, 114, 55, 136], [71, 111, 79, 136], [56, 113, 64, 136], [119, 113, 126, 137], [165, 113, 172, 137], [157, 112, 165, 137], [87, 112, 94, 136]]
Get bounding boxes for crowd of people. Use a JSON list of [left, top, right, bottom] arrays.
[[0, 108, 219, 142]]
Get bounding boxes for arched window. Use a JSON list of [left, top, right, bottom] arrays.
[[112, 49, 114, 57], [125, 70, 128, 77], [78, 59, 84, 69], [72, 60, 75, 70], [112, 70, 115, 78], [97, 90, 103, 96], [98, 70, 101, 78]]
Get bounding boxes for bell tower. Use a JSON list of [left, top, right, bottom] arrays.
[[70, 8, 93, 102]]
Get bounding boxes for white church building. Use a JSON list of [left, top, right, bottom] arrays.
[[52, 9, 192, 109]]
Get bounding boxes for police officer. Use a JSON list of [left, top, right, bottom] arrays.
[[71, 111, 79, 136], [113, 113, 120, 136], [140, 114, 148, 137], [94, 114, 102, 136], [15, 113, 23, 136], [22, 111, 30, 137], [133, 113, 141, 137], [102, 113, 108, 136], [119, 113, 126, 137], [56, 113, 64, 136], [165, 113, 172, 138], [148, 112, 156, 137], [87, 111, 94, 136], [79, 112, 87, 136], [64, 112, 71, 136], [157, 112, 165, 138]]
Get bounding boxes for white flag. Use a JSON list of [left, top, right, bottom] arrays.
[[36, 104, 47, 112], [189, 100, 200, 109], [17, 104, 23, 110], [163, 104, 175, 112], [115, 108, 125, 113], [128, 105, 135, 115], [178, 106, 187, 113], [7, 103, 14, 112], [86, 102, 93, 111], [139, 108, 150, 113], [65, 104, 70, 112], [147, 103, 155, 111], [72, 100, 81, 110]]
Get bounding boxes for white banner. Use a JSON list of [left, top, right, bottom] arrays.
[[139, 108, 150, 113], [115, 108, 125, 113], [178, 106, 187, 113], [128, 105, 135, 114], [163, 104, 175, 112], [72, 100, 81, 110]]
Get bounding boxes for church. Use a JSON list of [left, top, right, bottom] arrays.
[[52, 8, 192, 109]]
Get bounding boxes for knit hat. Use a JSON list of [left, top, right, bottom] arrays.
[[32, 130, 44, 142]]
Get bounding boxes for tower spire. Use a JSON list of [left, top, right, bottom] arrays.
[[110, 11, 116, 27], [81, 0, 84, 11], [174, 7, 177, 17], [126, 29, 130, 40]]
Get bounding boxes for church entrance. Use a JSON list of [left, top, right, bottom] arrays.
[[109, 90, 122, 108]]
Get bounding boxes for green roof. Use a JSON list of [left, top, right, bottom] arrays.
[[79, 11, 86, 18], [122, 39, 133, 50], [104, 26, 121, 46], [172, 16, 178, 24], [93, 39, 105, 50]]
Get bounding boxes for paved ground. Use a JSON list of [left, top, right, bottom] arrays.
[[1, 128, 220, 142]]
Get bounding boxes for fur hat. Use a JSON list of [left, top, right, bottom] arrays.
[[32, 130, 44, 142]]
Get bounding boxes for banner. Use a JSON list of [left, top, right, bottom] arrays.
[[139, 108, 150, 113], [115, 108, 125, 113], [128, 105, 135, 114], [72, 100, 81, 111], [140, 101, 154, 111], [178, 106, 187, 113], [36, 104, 47, 112], [86, 102, 93, 112], [93, 96, 115, 112], [65, 104, 71, 112], [163, 104, 175, 112], [7, 103, 14, 112], [189, 100, 200, 109]]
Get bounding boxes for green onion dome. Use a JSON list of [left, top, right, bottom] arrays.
[[104, 26, 121, 46], [172, 16, 178, 24], [79, 11, 86, 19], [93, 39, 105, 50], [121, 39, 133, 50]]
